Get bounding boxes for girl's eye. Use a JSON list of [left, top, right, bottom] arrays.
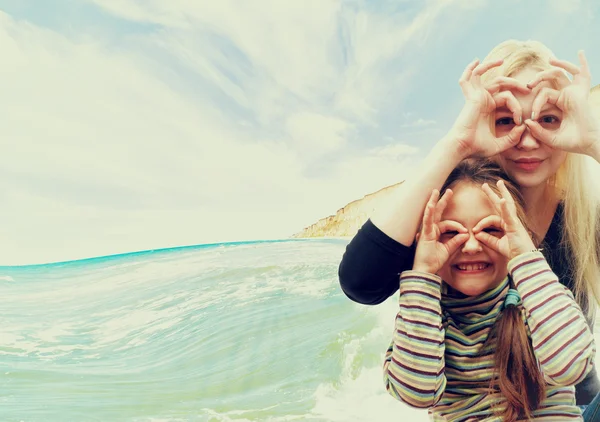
[[495, 117, 514, 126], [440, 231, 458, 240]]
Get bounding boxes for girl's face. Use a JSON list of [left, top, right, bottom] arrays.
[[437, 182, 509, 296], [493, 67, 568, 188]]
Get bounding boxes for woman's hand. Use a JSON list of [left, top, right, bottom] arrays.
[[524, 51, 600, 158], [413, 189, 469, 274], [474, 181, 536, 259], [447, 59, 528, 159]]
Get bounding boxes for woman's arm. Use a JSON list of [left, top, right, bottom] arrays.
[[383, 271, 446, 408], [338, 139, 463, 305], [373, 59, 530, 245], [510, 251, 596, 386], [339, 60, 529, 305], [371, 138, 466, 246], [338, 218, 416, 304]]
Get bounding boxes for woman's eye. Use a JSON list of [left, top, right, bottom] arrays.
[[538, 115, 561, 128], [495, 117, 514, 126], [541, 115, 557, 123]]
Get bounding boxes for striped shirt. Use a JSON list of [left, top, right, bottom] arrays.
[[383, 251, 596, 421]]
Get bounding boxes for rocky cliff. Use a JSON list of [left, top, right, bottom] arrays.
[[293, 85, 600, 239], [291, 182, 403, 238]]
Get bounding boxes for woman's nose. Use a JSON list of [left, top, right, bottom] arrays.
[[515, 125, 541, 151]]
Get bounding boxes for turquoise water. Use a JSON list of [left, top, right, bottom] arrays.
[[0, 239, 429, 421]]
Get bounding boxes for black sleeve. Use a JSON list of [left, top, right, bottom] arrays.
[[338, 219, 416, 305]]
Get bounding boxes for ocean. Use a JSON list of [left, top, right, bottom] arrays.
[[2, 239, 596, 422]]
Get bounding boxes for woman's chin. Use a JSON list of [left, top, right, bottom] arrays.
[[505, 168, 549, 189], [512, 177, 544, 189]]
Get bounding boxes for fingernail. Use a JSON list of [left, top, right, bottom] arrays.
[[531, 112, 535, 120], [519, 116, 523, 125]]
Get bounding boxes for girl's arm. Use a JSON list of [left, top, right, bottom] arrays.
[[383, 187, 469, 407], [510, 251, 596, 386], [383, 271, 447, 408]]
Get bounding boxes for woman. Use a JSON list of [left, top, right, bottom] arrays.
[[339, 39, 600, 404], [383, 159, 596, 421]]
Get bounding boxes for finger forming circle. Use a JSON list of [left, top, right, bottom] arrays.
[[531, 87, 560, 119], [549, 57, 581, 77], [493, 91, 522, 123], [486, 76, 530, 95]]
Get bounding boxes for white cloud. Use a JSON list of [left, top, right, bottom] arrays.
[[87, 0, 471, 124], [0, 0, 481, 264], [549, 0, 582, 13], [286, 112, 352, 158], [88, 0, 183, 27], [370, 143, 419, 158], [91, 0, 345, 117], [402, 118, 437, 128]]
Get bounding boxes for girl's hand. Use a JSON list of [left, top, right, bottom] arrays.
[[413, 189, 469, 274], [447, 59, 528, 159], [474, 181, 536, 259], [524, 51, 600, 157]]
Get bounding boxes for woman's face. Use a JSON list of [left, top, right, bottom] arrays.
[[493, 67, 568, 188]]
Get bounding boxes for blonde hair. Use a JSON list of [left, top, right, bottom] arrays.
[[479, 39, 600, 317]]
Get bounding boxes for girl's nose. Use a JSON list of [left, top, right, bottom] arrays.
[[461, 233, 483, 254]]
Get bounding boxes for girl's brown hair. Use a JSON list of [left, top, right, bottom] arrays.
[[440, 158, 546, 421]]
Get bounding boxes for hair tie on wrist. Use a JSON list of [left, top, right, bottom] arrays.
[[503, 289, 521, 308]]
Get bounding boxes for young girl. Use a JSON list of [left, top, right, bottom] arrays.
[[383, 159, 596, 421], [342, 39, 600, 404]]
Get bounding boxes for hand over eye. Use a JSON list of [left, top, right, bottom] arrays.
[[413, 189, 469, 274]]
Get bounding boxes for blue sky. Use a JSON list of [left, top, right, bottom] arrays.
[[1, 0, 599, 264]]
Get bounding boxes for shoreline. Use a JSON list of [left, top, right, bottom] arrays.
[[0, 237, 352, 269]]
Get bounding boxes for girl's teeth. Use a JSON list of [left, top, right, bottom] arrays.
[[457, 264, 488, 271]]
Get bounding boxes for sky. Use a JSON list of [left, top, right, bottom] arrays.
[[1, 0, 599, 265]]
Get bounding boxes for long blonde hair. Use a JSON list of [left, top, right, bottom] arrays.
[[480, 39, 600, 318]]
